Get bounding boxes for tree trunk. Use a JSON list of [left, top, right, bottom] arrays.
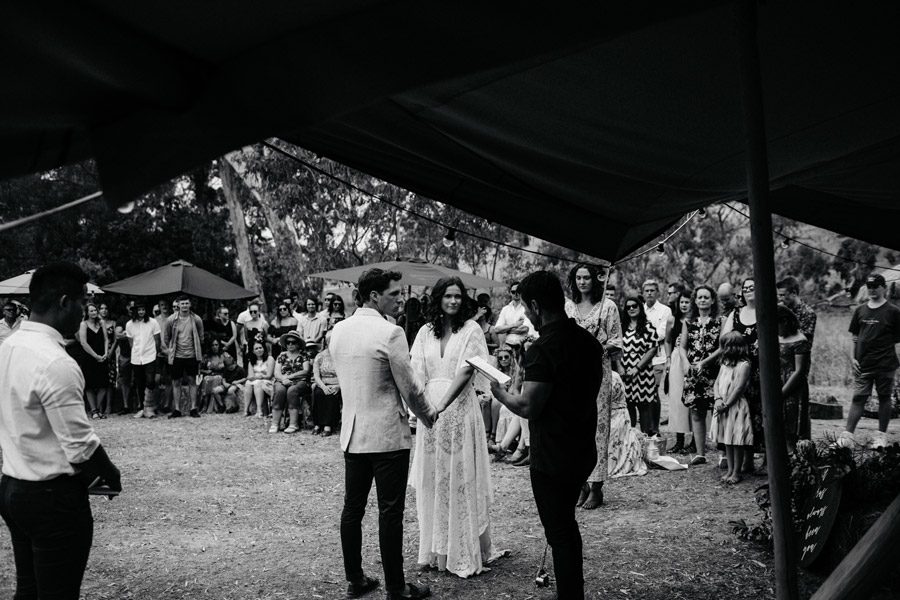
[[224, 151, 308, 296], [220, 159, 265, 311]]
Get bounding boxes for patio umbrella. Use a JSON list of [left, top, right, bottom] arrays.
[[309, 260, 505, 290], [0, 269, 104, 295], [102, 260, 256, 299]]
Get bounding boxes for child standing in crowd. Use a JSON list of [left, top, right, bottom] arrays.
[[713, 331, 753, 484]]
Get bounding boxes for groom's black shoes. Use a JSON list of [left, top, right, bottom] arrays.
[[385, 583, 432, 599], [347, 575, 380, 598]]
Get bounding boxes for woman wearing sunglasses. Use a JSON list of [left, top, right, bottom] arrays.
[[720, 278, 762, 472], [620, 296, 660, 436], [268, 303, 299, 359]]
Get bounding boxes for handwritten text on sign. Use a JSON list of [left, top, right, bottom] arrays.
[[799, 465, 843, 568]]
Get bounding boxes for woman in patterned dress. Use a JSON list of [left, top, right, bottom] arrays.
[[270, 330, 310, 433], [621, 296, 661, 436], [564, 264, 622, 510], [721, 278, 761, 472], [607, 362, 648, 478], [680, 285, 722, 464], [99, 303, 118, 416], [410, 277, 504, 578], [777, 305, 811, 448]]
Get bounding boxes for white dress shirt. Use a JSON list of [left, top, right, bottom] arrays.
[[126, 318, 161, 365], [0, 316, 23, 346], [0, 321, 101, 481], [495, 302, 537, 346], [644, 301, 672, 365]]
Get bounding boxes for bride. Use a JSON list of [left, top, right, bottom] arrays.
[[409, 276, 504, 577]]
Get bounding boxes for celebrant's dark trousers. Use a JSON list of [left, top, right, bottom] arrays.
[[0, 474, 94, 600], [531, 467, 586, 600], [341, 449, 409, 594]]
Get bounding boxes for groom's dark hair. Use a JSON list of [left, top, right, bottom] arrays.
[[357, 268, 403, 305], [518, 270, 565, 313]]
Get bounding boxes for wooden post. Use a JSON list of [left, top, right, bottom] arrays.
[[735, 1, 799, 599], [811, 491, 900, 600]]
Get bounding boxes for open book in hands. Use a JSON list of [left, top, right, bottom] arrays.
[[465, 356, 511, 386]]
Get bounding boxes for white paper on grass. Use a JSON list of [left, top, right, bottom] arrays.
[[465, 356, 511, 386]]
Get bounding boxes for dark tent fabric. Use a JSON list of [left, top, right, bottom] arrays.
[[2, 2, 899, 259], [102, 260, 256, 300]]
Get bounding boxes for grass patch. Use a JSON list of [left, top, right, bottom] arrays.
[[1, 410, 898, 599]]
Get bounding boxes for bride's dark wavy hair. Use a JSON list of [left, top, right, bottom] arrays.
[[426, 276, 477, 338]]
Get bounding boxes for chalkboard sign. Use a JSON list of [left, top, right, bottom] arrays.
[[799, 465, 843, 568]]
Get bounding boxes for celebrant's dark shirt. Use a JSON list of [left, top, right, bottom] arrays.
[[523, 317, 603, 479]]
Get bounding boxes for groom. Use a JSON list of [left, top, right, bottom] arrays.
[[330, 268, 438, 600]]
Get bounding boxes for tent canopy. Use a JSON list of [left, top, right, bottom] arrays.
[[310, 260, 506, 290], [102, 260, 256, 300], [1, 2, 898, 259]]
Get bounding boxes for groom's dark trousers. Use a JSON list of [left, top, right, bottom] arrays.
[[341, 449, 410, 595]]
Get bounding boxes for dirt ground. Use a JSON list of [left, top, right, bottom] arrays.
[[1, 397, 897, 600]]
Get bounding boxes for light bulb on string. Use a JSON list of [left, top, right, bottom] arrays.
[[656, 243, 665, 254], [697, 207, 707, 219], [442, 228, 456, 248], [780, 239, 790, 249], [116, 201, 135, 214]]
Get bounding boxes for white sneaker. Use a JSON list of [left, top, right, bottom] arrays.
[[836, 430, 857, 448], [870, 432, 888, 449]]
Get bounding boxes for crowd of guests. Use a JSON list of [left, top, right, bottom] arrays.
[[2, 265, 896, 480]]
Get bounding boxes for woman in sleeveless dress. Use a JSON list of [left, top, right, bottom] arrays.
[[78, 303, 109, 419], [410, 277, 505, 578], [777, 305, 812, 448], [680, 285, 722, 464], [564, 264, 622, 509], [620, 296, 660, 435], [662, 291, 693, 453], [720, 278, 761, 471], [268, 303, 298, 358]]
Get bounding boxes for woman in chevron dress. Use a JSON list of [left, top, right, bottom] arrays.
[[620, 296, 661, 436]]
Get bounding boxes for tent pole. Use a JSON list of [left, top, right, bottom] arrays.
[[735, 1, 799, 599]]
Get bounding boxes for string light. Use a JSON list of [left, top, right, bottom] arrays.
[[442, 228, 456, 248], [723, 203, 900, 274], [698, 207, 707, 219], [116, 201, 136, 214], [656, 243, 665, 254], [780, 239, 790, 249]]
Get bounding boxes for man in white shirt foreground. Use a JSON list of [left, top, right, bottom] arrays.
[[0, 262, 122, 599], [642, 279, 672, 433], [330, 268, 437, 600]]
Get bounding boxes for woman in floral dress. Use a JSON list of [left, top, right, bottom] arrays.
[[565, 264, 622, 509], [680, 285, 721, 464]]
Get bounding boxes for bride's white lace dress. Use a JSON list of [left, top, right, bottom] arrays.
[[409, 319, 500, 577]]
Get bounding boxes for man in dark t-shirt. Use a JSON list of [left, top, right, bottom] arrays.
[[491, 270, 603, 600], [838, 274, 900, 449]]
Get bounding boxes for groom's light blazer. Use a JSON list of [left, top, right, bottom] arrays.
[[330, 307, 431, 453]]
